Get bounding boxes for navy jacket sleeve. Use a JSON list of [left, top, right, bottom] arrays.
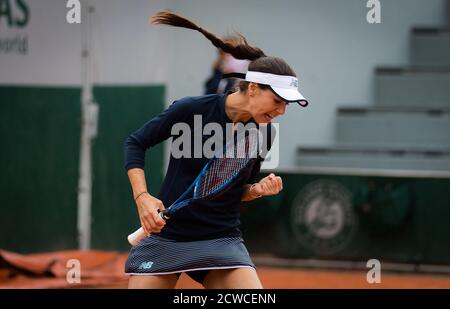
[[124, 99, 191, 171]]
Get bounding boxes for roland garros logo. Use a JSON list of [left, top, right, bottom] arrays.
[[290, 179, 358, 255]]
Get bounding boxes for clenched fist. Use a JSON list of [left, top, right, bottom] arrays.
[[250, 173, 283, 198]]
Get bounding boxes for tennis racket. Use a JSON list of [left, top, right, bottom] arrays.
[[127, 127, 261, 246]]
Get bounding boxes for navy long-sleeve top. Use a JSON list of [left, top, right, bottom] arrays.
[[124, 93, 274, 241]]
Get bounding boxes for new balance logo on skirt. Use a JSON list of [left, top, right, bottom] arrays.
[[139, 262, 154, 270]]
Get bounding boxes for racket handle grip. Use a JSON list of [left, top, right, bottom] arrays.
[[127, 227, 146, 246], [127, 210, 170, 246]]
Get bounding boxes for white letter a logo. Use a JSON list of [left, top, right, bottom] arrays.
[[366, 259, 381, 284], [66, 259, 81, 284], [66, 0, 81, 24], [366, 0, 381, 24]]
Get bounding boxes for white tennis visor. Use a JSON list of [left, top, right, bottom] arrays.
[[245, 71, 308, 107]]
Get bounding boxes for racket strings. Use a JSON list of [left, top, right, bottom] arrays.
[[199, 158, 247, 197], [197, 132, 259, 197]]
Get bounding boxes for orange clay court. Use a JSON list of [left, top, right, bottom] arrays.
[[1, 250, 450, 289]]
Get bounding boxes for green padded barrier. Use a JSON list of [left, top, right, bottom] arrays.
[[0, 86, 81, 253], [91, 85, 165, 251]]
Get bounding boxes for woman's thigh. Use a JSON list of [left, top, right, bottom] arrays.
[[128, 274, 179, 289], [203, 267, 263, 289]]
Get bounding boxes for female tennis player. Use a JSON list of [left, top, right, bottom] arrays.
[[124, 11, 308, 289]]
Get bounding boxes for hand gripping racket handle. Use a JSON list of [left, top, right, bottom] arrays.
[[127, 210, 170, 246]]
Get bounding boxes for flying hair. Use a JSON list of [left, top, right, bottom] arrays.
[[151, 11, 266, 61]]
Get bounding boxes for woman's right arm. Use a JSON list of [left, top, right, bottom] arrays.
[[124, 98, 193, 234], [124, 102, 182, 235], [127, 168, 166, 235]]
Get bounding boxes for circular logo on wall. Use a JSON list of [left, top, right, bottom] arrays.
[[290, 179, 358, 255]]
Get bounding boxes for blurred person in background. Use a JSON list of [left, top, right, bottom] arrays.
[[204, 36, 249, 94]]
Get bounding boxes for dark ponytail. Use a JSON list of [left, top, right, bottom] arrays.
[[151, 11, 266, 61], [152, 11, 298, 93]]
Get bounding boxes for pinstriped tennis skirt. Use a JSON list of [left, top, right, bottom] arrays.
[[125, 235, 256, 279]]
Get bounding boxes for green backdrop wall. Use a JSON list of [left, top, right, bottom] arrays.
[[0, 85, 165, 253], [241, 171, 450, 265]]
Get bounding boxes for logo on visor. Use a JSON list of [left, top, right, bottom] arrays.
[[290, 79, 298, 88]]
